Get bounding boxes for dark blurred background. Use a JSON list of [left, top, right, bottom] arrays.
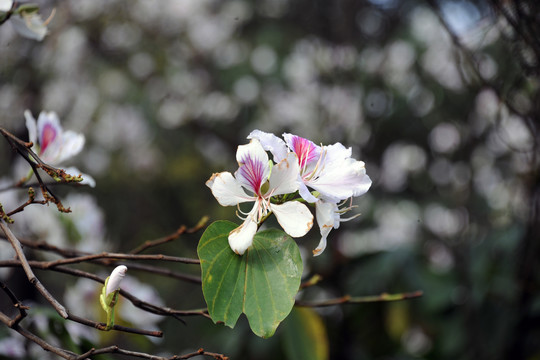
[[1, 0, 540, 359]]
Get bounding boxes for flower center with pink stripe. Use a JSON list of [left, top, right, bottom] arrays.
[[40, 123, 57, 154]]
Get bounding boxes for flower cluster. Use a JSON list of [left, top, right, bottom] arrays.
[[207, 130, 372, 256]]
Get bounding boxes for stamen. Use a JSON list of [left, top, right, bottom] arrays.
[[336, 197, 357, 214], [304, 146, 327, 181], [43, 8, 56, 26], [340, 213, 362, 222], [236, 204, 250, 216], [235, 209, 247, 221]]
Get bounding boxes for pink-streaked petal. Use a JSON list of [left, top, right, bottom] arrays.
[[313, 201, 338, 256], [271, 201, 313, 238], [236, 139, 269, 167], [247, 130, 288, 163], [235, 140, 270, 193], [228, 214, 258, 255], [55, 131, 85, 164], [41, 123, 57, 153], [36, 112, 63, 162], [283, 133, 321, 169], [309, 158, 372, 202], [268, 153, 301, 196], [37, 111, 62, 148], [24, 110, 38, 146], [206, 172, 254, 206]]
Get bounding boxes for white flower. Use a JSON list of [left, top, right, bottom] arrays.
[[25, 110, 85, 165], [206, 139, 313, 255], [0, 0, 12, 12], [10, 10, 48, 41], [105, 265, 127, 296], [24, 110, 95, 187], [248, 130, 372, 255]]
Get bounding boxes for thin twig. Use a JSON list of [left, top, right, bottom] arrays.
[[75, 346, 229, 360], [67, 312, 163, 337], [0, 281, 29, 326], [300, 274, 323, 289], [130, 225, 187, 255], [0, 219, 68, 318], [0, 260, 208, 321], [130, 216, 209, 255], [0, 127, 82, 213], [295, 290, 424, 307], [0, 319, 76, 359], [41, 252, 200, 268]]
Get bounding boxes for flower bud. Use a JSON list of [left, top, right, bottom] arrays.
[[105, 265, 127, 296]]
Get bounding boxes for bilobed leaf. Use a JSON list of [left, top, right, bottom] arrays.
[[198, 220, 303, 338], [282, 307, 329, 360]]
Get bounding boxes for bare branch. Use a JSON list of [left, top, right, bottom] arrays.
[[75, 346, 229, 360], [0, 260, 207, 322], [0, 219, 68, 318], [295, 290, 424, 307], [39, 252, 199, 268], [0, 281, 29, 327]]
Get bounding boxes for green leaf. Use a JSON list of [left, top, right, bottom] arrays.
[[282, 307, 329, 360], [198, 220, 303, 338]]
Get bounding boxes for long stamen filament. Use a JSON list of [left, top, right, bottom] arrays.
[[305, 146, 327, 181], [340, 213, 362, 222], [235, 209, 247, 221]]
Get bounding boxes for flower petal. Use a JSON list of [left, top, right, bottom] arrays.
[[268, 152, 301, 196], [106, 265, 127, 296], [235, 140, 270, 193], [10, 12, 48, 41], [283, 133, 321, 170], [298, 181, 318, 203], [24, 110, 38, 146], [313, 201, 339, 256], [0, 0, 13, 12], [228, 213, 258, 255], [323, 142, 352, 163], [247, 130, 288, 163], [271, 201, 313, 238], [206, 171, 253, 206], [309, 158, 372, 202], [36, 111, 63, 163], [55, 131, 85, 164], [236, 139, 269, 167]]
